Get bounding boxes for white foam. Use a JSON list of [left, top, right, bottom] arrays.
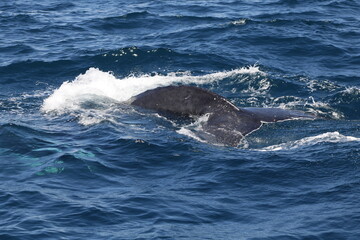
[[271, 96, 343, 119], [41, 66, 264, 114], [230, 19, 247, 25], [306, 79, 340, 93], [258, 132, 360, 151], [343, 86, 360, 94], [176, 113, 211, 144], [177, 127, 207, 144]]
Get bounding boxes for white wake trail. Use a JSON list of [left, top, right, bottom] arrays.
[[258, 132, 360, 151]]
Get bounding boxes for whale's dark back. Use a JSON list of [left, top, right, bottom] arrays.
[[131, 85, 314, 146], [131, 85, 239, 116]]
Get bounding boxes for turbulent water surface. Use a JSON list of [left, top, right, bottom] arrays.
[[1, 0, 360, 239]]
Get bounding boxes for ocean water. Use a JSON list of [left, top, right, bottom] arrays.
[[1, 0, 360, 239]]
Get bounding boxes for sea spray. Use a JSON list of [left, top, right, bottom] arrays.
[[41, 66, 264, 114]]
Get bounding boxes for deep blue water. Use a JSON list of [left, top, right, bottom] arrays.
[[1, 0, 360, 239]]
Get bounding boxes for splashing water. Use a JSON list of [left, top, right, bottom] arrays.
[[41, 66, 264, 115]]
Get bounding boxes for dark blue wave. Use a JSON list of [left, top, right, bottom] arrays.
[[42, 2, 75, 11], [0, 44, 35, 54], [0, 14, 39, 24], [87, 11, 160, 31], [0, 47, 238, 84]]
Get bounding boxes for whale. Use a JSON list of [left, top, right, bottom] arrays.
[[130, 85, 314, 146]]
